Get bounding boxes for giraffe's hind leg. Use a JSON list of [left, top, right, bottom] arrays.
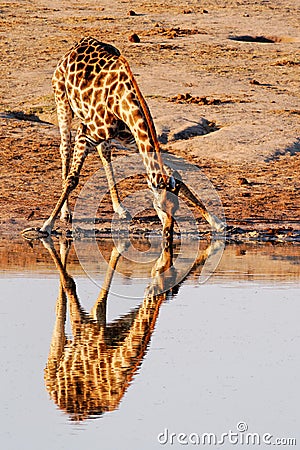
[[53, 73, 73, 223], [97, 141, 131, 220]]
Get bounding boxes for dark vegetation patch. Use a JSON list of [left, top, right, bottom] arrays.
[[141, 26, 207, 39], [273, 59, 300, 66], [168, 93, 246, 105]]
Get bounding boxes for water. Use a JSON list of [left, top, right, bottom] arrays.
[[0, 238, 299, 450]]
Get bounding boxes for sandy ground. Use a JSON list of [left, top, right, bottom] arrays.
[[0, 0, 300, 238]]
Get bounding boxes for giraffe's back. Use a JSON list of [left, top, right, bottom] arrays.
[[52, 37, 141, 141]]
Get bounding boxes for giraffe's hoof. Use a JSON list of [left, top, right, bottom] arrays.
[[117, 207, 132, 221], [124, 210, 132, 221], [209, 214, 226, 233], [21, 227, 50, 240], [214, 222, 226, 233], [60, 212, 72, 223]]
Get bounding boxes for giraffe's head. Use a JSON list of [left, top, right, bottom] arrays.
[[150, 172, 181, 240]]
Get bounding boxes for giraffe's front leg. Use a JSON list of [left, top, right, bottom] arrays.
[[59, 135, 72, 224], [52, 70, 74, 223], [22, 173, 79, 239], [59, 145, 73, 224], [97, 141, 132, 220], [22, 129, 89, 239]]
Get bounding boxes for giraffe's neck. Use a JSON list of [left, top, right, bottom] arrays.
[[106, 56, 167, 186], [108, 56, 167, 187]]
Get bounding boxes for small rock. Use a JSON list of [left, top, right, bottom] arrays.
[[238, 177, 250, 185], [128, 33, 140, 43], [128, 10, 137, 16]]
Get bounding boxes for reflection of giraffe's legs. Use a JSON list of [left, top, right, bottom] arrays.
[[42, 237, 85, 332], [90, 246, 122, 323], [40, 125, 90, 235], [45, 240, 69, 370], [97, 141, 131, 220]]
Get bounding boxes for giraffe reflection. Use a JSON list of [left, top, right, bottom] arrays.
[[43, 237, 214, 421]]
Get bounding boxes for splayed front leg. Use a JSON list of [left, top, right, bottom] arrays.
[[21, 183, 73, 239], [22, 127, 90, 239]]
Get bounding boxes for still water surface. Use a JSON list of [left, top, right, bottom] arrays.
[[1, 239, 299, 450]]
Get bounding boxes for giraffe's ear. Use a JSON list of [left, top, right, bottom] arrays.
[[169, 176, 176, 190], [168, 171, 181, 193]]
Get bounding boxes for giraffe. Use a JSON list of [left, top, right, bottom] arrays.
[[22, 37, 224, 240], [43, 235, 215, 420]]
